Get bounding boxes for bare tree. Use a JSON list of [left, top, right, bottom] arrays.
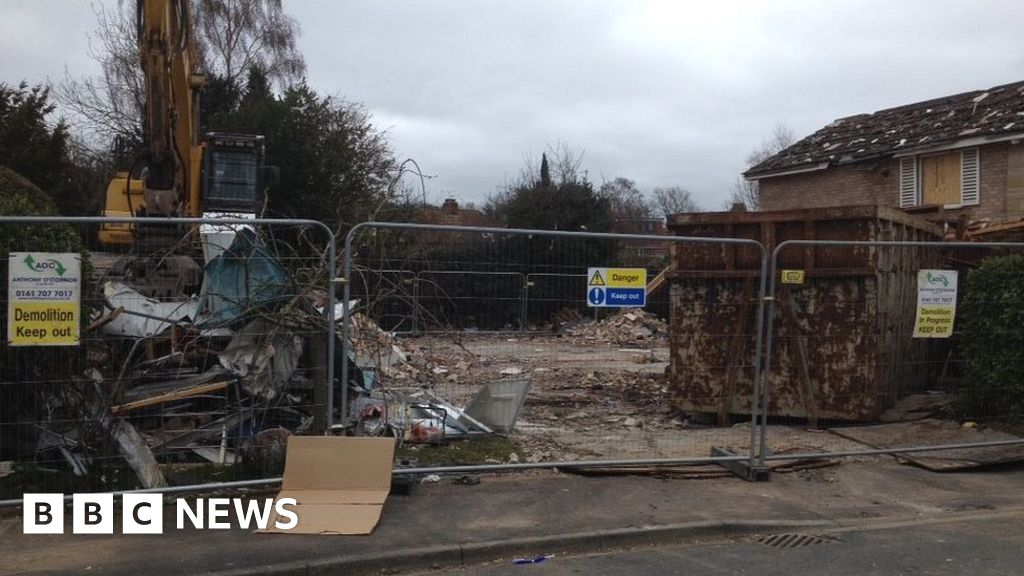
[[58, 1, 145, 146], [59, 0, 305, 147], [651, 186, 698, 217], [193, 0, 306, 88], [727, 124, 795, 210], [600, 177, 652, 221]]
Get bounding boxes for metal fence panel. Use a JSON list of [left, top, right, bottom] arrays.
[[342, 222, 770, 473], [0, 216, 336, 500], [347, 268, 416, 333], [760, 239, 1024, 466], [415, 270, 525, 332]]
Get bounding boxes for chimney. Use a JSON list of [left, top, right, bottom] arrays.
[[442, 198, 459, 215]]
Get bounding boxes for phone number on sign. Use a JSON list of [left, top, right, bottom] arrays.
[[13, 289, 74, 299]]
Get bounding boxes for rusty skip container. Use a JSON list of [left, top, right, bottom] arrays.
[[667, 205, 945, 423]]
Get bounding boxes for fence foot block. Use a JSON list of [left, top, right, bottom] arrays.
[[710, 446, 772, 482]]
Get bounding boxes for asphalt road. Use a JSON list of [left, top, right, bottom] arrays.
[[426, 513, 1024, 576]]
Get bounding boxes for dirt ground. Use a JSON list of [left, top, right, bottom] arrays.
[[375, 330, 874, 463]]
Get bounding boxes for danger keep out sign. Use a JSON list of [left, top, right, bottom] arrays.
[[7, 253, 81, 346], [587, 267, 647, 308]]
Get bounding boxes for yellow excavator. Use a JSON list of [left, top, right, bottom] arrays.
[[98, 0, 271, 297]]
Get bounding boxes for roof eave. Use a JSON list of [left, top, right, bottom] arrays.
[[892, 131, 1024, 158], [744, 162, 830, 181]]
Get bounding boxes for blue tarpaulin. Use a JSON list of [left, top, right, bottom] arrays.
[[198, 228, 293, 326]]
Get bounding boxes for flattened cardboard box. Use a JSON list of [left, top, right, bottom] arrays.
[[263, 436, 396, 534]]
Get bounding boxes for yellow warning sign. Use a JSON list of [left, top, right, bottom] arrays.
[[7, 252, 81, 347], [9, 302, 79, 345], [588, 270, 606, 286], [913, 270, 957, 339], [781, 270, 805, 284]]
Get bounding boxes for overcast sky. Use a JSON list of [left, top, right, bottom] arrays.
[[2, 1, 1022, 209]]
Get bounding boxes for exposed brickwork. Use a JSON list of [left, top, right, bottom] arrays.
[[1004, 144, 1024, 220], [759, 142, 1024, 223], [759, 159, 897, 211]]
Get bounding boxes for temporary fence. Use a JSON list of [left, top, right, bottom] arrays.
[[0, 216, 336, 501], [758, 238, 1024, 467], [8, 215, 1021, 502], [341, 221, 770, 475]]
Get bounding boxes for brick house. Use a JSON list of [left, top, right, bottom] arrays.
[[611, 217, 669, 266], [418, 198, 492, 227], [745, 81, 1024, 227]]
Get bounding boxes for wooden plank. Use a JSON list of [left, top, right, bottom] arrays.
[[645, 266, 670, 296], [724, 224, 736, 271], [803, 220, 816, 270], [717, 277, 754, 425], [780, 286, 819, 428], [109, 418, 167, 488], [110, 380, 230, 414], [921, 152, 962, 206]]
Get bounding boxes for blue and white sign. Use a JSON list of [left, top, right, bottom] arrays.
[[586, 267, 647, 308]]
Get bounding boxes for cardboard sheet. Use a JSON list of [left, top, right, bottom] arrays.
[[263, 436, 395, 534]]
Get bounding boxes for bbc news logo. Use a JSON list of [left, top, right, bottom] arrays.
[[23, 494, 298, 534]]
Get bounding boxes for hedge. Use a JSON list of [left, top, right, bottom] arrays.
[[959, 254, 1024, 419]]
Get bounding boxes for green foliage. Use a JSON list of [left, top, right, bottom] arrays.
[[0, 82, 107, 216], [959, 255, 1024, 418], [487, 156, 617, 272], [0, 167, 90, 460], [201, 68, 397, 235]]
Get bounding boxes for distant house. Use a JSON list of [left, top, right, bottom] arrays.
[[418, 198, 492, 228], [611, 217, 669, 266], [745, 81, 1024, 227]]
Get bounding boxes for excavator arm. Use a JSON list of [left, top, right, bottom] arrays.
[[99, 0, 268, 248], [98, 0, 270, 298], [137, 0, 202, 217]]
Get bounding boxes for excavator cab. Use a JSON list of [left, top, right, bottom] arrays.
[[200, 132, 268, 214]]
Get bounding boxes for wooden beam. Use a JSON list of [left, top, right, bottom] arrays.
[[110, 380, 230, 414]]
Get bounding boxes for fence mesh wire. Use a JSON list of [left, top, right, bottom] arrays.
[[343, 224, 765, 468], [760, 241, 1024, 466], [0, 218, 334, 499]]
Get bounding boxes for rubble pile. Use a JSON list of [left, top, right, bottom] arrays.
[[566, 309, 668, 344], [0, 226, 334, 492]]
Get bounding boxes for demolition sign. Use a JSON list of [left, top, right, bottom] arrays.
[[7, 253, 81, 346], [912, 269, 957, 339]]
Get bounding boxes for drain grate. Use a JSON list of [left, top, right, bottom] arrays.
[[753, 533, 837, 549]]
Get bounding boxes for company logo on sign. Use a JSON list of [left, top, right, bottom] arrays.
[[23, 255, 68, 276], [23, 493, 299, 534], [7, 253, 81, 346], [925, 271, 950, 288]]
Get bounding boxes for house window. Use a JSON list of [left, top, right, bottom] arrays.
[[899, 147, 980, 208]]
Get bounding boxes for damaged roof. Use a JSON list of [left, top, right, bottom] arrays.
[[746, 80, 1024, 178]]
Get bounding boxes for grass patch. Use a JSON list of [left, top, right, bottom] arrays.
[[396, 435, 525, 467]]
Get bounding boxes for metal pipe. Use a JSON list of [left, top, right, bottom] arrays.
[[326, 227, 337, 431], [7, 436, 1024, 508], [0, 454, 750, 507], [762, 438, 1024, 461], [749, 243, 769, 467], [346, 221, 765, 247]]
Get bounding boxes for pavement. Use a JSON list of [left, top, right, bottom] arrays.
[[3, 460, 1024, 575], [429, 513, 1024, 575]]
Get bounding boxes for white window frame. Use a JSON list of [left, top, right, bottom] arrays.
[[899, 146, 980, 209]]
